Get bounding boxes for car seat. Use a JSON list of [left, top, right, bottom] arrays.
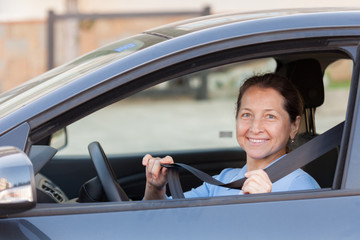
[[284, 58, 338, 188]]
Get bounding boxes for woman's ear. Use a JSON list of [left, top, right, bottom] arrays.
[[290, 115, 301, 140]]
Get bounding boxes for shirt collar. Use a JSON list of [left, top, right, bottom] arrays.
[[231, 154, 286, 182]]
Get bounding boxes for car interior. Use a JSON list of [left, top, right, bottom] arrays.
[[32, 47, 351, 204], [281, 57, 338, 189]]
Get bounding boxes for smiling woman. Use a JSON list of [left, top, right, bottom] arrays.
[[143, 73, 320, 200]]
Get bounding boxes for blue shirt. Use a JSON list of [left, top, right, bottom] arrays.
[[184, 164, 320, 198]]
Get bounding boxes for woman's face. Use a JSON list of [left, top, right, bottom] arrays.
[[236, 86, 300, 165]]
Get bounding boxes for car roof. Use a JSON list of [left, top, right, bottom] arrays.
[[0, 8, 359, 136], [145, 8, 360, 38]]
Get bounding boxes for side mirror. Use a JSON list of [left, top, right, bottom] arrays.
[[0, 146, 36, 215], [50, 128, 68, 150]]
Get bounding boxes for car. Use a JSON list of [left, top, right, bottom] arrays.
[[0, 8, 360, 239]]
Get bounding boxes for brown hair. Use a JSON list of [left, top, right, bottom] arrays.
[[236, 73, 303, 123]]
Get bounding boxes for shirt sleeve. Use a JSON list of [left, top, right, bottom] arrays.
[[287, 172, 321, 191], [184, 182, 212, 198]]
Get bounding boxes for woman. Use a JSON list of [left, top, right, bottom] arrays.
[[143, 73, 320, 200]]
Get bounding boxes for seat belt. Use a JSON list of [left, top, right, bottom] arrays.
[[162, 121, 344, 199]]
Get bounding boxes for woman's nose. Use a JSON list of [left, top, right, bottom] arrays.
[[250, 118, 263, 134]]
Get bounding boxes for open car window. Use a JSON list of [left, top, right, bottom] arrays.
[[58, 58, 277, 155], [58, 57, 351, 157]]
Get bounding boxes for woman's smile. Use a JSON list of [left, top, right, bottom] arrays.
[[247, 137, 269, 144]]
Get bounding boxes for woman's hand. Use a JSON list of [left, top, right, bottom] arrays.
[[242, 169, 272, 194], [142, 154, 174, 200]]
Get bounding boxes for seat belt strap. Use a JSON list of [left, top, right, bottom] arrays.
[[163, 121, 344, 199]]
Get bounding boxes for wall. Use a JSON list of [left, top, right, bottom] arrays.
[[0, 20, 46, 91]]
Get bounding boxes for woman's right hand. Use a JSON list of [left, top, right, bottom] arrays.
[[142, 154, 174, 200]]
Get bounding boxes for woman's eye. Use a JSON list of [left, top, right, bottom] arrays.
[[242, 113, 251, 118], [266, 114, 275, 119]]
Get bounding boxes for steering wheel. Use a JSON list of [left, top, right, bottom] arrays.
[[88, 141, 129, 201]]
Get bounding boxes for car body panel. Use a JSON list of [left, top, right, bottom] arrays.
[[342, 50, 360, 189], [3, 192, 360, 239], [0, 123, 30, 150]]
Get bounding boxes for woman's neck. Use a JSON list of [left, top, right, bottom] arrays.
[[246, 151, 286, 172]]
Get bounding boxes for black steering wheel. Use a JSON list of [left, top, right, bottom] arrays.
[[88, 141, 129, 201]]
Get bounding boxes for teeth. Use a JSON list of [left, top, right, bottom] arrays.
[[249, 138, 266, 143]]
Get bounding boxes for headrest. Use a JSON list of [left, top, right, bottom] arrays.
[[287, 59, 324, 108]]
